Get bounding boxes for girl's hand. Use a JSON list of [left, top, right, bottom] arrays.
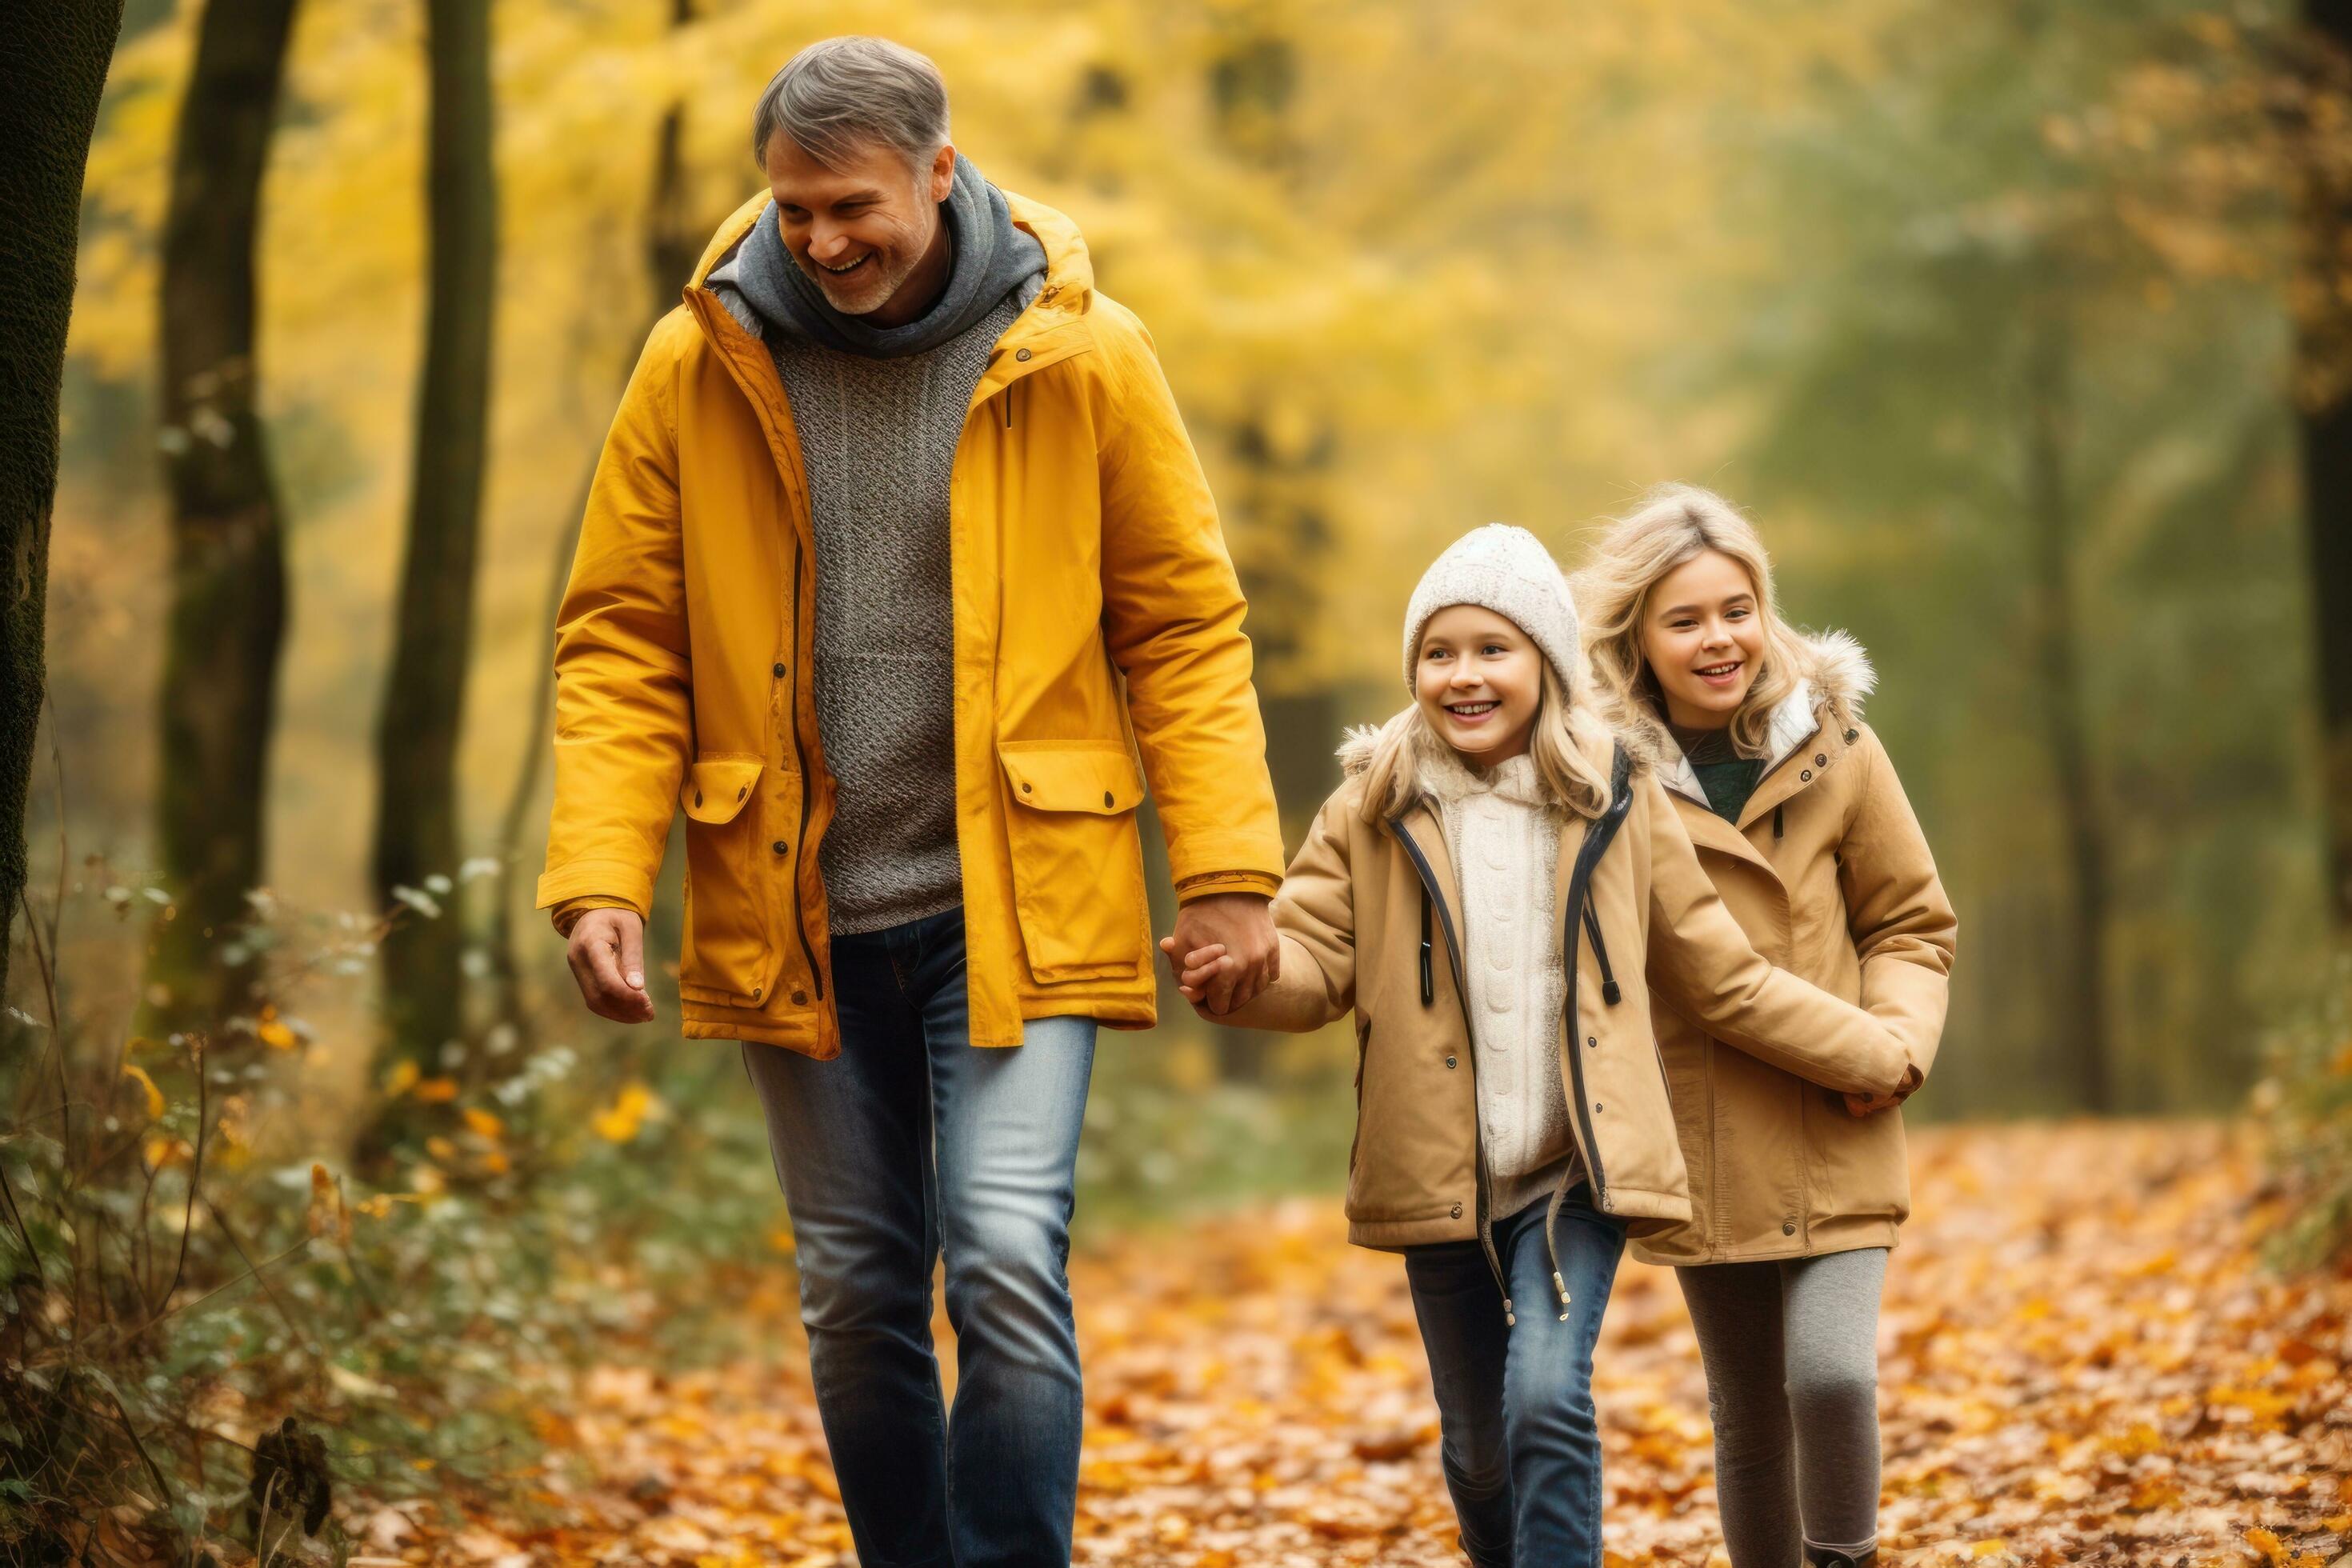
[[1157, 937, 1234, 1004], [1844, 1066, 1922, 1117]]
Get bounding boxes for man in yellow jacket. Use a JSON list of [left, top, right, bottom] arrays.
[[537, 35, 1286, 1566]]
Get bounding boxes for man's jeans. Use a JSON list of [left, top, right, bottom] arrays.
[[740, 907, 1096, 1568], [1402, 1190, 1629, 1568]]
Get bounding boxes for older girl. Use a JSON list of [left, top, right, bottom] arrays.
[[1166, 524, 1913, 1567], [1573, 486, 1958, 1568]]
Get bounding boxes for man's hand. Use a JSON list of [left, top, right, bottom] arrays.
[[568, 908, 655, 1023], [1160, 893, 1277, 1015]]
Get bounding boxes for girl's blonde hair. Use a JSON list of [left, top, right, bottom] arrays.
[[1572, 484, 1810, 759], [1354, 652, 1617, 824]]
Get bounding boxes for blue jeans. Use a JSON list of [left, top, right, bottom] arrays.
[[739, 907, 1097, 1568], [1403, 1190, 1628, 1568]]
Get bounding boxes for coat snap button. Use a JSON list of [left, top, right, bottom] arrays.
[[773, 662, 787, 678], [1782, 1221, 1796, 1236], [1014, 346, 1033, 361], [738, 786, 748, 800], [1103, 790, 1114, 808], [1815, 753, 1827, 766], [791, 989, 809, 1006], [1586, 1036, 1598, 1049], [694, 790, 704, 806], [1020, 782, 1033, 794], [1445, 1054, 1457, 1069], [772, 841, 789, 855], [1800, 769, 1812, 782], [1845, 729, 1858, 742], [1450, 1202, 1462, 1218], [1594, 1102, 1604, 1113], [751, 986, 762, 1001]]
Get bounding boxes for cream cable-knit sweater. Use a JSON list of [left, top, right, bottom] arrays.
[[1423, 746, 1580, 1223]]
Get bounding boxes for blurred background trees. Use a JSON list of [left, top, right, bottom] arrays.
[[6, 0, 2350, 1555], [0, 0, 125, 1004], [13, 0, 2350, 1246]]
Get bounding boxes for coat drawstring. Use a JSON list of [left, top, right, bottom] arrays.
[[1419, 886, 1434, 1007], [1580, 898, 1622, 1006], [1543, 1184, 1574, 1319]]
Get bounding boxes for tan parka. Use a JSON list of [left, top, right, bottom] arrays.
[[534, 192, 1286, 1057], [1627, 634, 1959, 1266], [1218, 718, 1913, 1275]]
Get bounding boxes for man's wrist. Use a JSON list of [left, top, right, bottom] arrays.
[[552, 895, 641, 938], [1174, 871, 1279, 905]]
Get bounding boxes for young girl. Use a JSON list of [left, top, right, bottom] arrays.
[[1573, 486, 1957, 1568], [1163, 524, 1915, 1567]]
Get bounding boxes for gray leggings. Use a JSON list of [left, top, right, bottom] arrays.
[[1676, 1247, 1887, 1565]]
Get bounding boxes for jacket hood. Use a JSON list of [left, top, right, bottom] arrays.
[[688, 186, 1098, 320]]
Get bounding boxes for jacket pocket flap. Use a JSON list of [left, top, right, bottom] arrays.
[[681, 758, 764, 824], [998, 742, 1144, 815]]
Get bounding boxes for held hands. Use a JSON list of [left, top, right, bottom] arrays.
[[567, 908, 656, 1023], [1157, 892, 1278, 1016]]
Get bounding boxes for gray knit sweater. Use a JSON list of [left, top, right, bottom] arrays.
[[708, 254, 1035, 934]]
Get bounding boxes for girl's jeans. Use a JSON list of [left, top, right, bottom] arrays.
[[1404, 1189, 1629, 1568], [740, 906, 1096, 1568]]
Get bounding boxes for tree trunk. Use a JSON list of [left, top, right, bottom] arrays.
[[486, 0, 699, 1040], [0, 0, 126, 1006], [2302, 0, 2352, 930], [369, 0, 497, 1089], [2022, 308, 2115, 1114], [147, 0, 300, 1034]]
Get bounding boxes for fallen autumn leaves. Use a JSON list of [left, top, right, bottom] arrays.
[[386, 1122, 2344, 1566]]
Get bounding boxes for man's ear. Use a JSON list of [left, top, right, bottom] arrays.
[[929, 142, 956, 202]]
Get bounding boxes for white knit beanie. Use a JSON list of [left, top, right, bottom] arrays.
[[1402, 524, 1581, 692]]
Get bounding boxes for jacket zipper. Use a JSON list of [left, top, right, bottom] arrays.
[[1540, 746, 1636, 1319], [1391, 811, 1518, 1325]]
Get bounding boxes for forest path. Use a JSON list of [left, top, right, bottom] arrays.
[[432, 1123, 2346, 1566]]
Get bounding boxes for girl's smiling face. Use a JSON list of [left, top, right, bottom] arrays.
[[1415, 606, 1543, 766], [1638, 548, 1766, 730]]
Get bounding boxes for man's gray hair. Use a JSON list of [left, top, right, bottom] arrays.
[[751, 37, 950, 174]]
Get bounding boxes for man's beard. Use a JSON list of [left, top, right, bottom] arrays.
[[794, 246, 916, 318]]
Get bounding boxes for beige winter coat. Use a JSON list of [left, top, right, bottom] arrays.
[[1218, 717, 1912, 1265], [1628, 634, 1958, 1266]]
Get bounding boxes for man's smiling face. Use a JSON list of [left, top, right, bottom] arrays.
[[760, 131, 955, 320]]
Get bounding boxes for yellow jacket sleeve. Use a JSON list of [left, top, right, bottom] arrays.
[[534, 319, 695, 919], [1091, 306, 1286, 890]]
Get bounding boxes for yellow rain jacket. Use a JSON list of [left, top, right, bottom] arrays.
[[536, 191, 1285, 1057]]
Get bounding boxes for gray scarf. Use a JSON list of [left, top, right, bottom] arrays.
[[719, 153, 1045, 360]]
